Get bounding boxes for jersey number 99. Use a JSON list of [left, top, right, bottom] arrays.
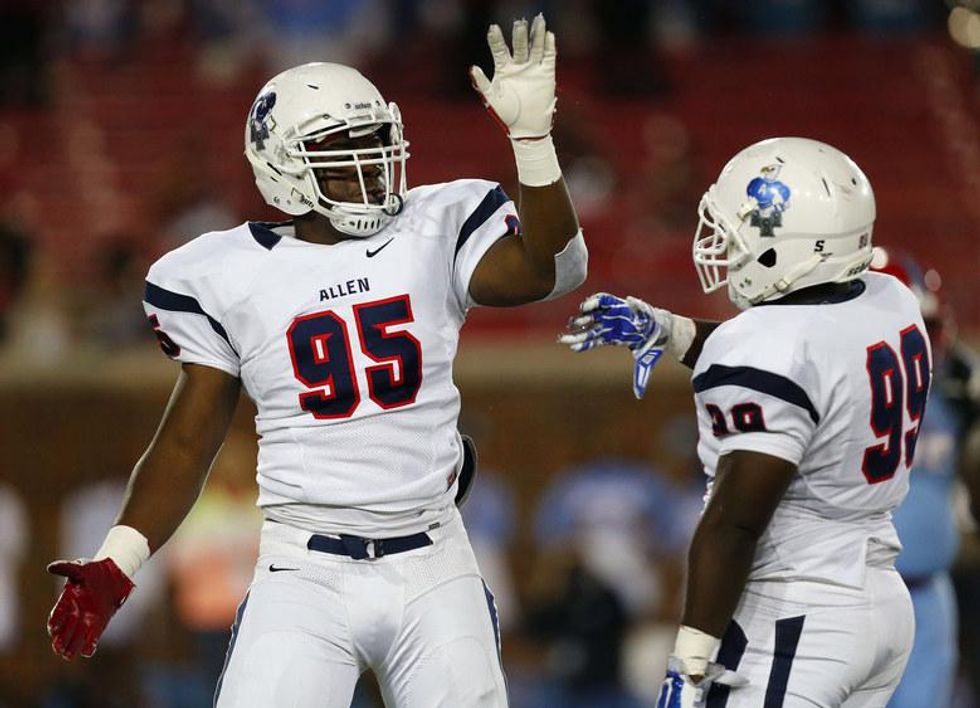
[[287, 295, 422, 419], [862, 325, 930, 484]]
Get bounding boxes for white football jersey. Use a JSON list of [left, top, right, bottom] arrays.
[[692, 272, 932, 588], [143, 179, 518, 536]]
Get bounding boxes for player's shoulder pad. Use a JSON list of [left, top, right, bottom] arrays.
[[146, 223, 256, 310], [148, 223, 256, 281], [700, 306, 809, 376], [403, 179, 514, 236], [863, 271, 921, 312]]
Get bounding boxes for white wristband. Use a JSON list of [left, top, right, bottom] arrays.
[[93, 525, 150, 580], [511, 135, 562, 187], [673, 624, 721, 676], [667, 313, 696, 361]]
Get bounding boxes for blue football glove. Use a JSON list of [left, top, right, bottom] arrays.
[[559, 292, 671, 399], [657, 656, 748, 708]]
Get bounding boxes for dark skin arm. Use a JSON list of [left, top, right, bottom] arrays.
[[116, 363, 241, 553], [681, 450, 796, 637], [468, 178, 580, 306]]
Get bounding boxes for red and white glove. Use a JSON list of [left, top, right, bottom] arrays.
[[470, 14, 562, 186], [47, 557, 135, 660]]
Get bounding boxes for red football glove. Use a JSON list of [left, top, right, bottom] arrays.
[[47, 558, 135, 660]]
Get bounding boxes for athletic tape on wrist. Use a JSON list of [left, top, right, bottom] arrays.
[[511, 135, 562, 187], [93, 525, 150, 580], [673, 624, 721, 676], [668, 314, 696, 361]]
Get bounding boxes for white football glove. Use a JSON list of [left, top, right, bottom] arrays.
[[657, 655, 748, 708], [469, 14, 556, 140]]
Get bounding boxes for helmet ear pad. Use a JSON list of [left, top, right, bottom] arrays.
[[243, 62, 410, 237], [693, 137, 875, 308]]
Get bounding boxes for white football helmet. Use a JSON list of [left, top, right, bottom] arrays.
[[244, 62, 409, 238], [693, 137, 875, 309]]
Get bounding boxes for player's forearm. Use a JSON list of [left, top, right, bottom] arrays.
[[680, 516, 759, 638], [516, 177, 581, 285], [113, 365, 240, 557], [116, 442, 215, 553]]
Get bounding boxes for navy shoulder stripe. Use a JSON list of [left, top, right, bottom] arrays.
[[455, 185, 510, 258], [248, 221, 288, 250], [693, 364, 820, 424], [144, 281, 233, 349]]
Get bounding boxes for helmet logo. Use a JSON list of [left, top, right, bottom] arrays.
[[745, 163, 791, 238], [249, 90, 277, 151]]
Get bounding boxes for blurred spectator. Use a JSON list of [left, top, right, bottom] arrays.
[[590, 0, 669, 96], [188, 0, 258, 84], [519, 459, 698, 708], [553, 102, 616, 222], [3, 252, 71, 365], [0, 218, 32, 345], [0, 1, 49, 106], [460, 468, 521, 630], [151, 132, 240, 253], [848, 0, 938, 34], [62, 0, 137, 63], [253, 0, 390, 73], [0, 483, 27, 651], [81, 238, 152, 351], [741, 0, 827, 36]]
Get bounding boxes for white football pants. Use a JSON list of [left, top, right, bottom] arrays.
[[214, 511, 508, 707], [708, 567, 914, 707]]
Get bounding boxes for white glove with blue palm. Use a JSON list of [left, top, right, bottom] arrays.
[[559, 292, 695, 399]]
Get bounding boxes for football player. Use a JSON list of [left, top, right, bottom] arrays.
[[562, 137, 927, 707], [46, 15, 585, 708], [869, 247, 980, 708]]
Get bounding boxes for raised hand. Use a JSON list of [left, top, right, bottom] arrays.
[[470, 14, 557, 140]]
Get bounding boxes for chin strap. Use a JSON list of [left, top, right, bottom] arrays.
[[749, 254, 824, 305]]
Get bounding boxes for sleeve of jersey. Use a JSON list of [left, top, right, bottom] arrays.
[[449, 181, 520, 310], [693, 363, 820, 466], [142, 261, 240, 377]]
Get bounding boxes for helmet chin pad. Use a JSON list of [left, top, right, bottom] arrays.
[[325, 193, 404, 237]]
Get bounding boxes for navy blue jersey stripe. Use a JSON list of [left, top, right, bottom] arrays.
[[482, 580, 503, 663], [763, 615, 806, 707], [248, 221, 286, 250], [213, 592, 250, 706], [707, 620, 748, 707], [693, 364, 820, 425], [455, 185, 510, 258], [144, 281, 232, 347]]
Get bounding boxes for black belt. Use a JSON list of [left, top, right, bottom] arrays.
[[307, 532, 432, 560]]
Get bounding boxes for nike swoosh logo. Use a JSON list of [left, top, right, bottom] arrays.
[[269, 564, 299, 573], [366, 238, 394, 258]]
